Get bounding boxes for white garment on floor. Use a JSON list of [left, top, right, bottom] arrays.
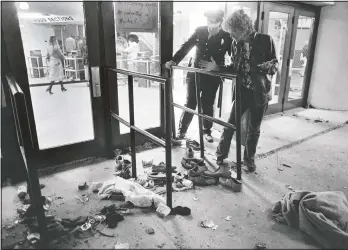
[[98, 176, 165, 208]]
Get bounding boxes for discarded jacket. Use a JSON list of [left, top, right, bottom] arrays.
[[272, 191, 348, 249]]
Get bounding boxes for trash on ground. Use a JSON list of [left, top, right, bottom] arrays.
[[200, 220, 215, 228], [27, 233, 40, 245], [80, 222, 92, 231], [142, 159, 153, 168], [282, 164, 292, 168], [193, 197, 198, 201], [212, 225, 219, 231], [254, 242, 267, 249], [78, 182, 88, 191], [156, 202, 171, 217], [225, 216, 232, 221], [156, 243, 166, 248], [278, 167, 284, 171], [114, 242, 130, 249], [146, 227, 155, 234], [285, 184, 294, 191], [75, 194, 89, 203], [100, 204, 125, 228], [17, 186, 27, 199], [171, 206, 191, 216], [91, 182, 103, 193], [314, 118, 323, 123]]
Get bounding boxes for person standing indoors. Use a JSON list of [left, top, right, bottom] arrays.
[[165, 9, 232, 143], [46, 36, 67, 94], [200, 9, 278, 173], [124, 34, 140, 71]]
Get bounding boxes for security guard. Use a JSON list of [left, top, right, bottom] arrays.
[[165, 9, 232, 143]]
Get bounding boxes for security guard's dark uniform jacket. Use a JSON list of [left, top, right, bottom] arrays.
[[172, 26, 232, 135]]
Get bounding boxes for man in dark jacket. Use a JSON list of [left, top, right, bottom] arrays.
[[200, 9, 278, 173], [165, 9, 232, 143]]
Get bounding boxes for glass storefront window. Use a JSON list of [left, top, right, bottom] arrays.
[[16, 2, 94, 149]]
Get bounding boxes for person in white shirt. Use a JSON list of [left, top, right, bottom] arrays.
[[65, 36, 76, 53], [124, 34, 140, 71]]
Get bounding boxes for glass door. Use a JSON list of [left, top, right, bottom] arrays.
[[262, 3, 295, 114], [103, 1, 163, 148], [2, 2, 110, 166], [283, 10, 316, 110]]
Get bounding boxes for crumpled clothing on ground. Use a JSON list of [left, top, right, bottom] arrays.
[[272, 191, 348, 249], [98, 176, 165, 208]]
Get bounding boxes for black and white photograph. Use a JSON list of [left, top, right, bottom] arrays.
[[1, 0, 348, 249]]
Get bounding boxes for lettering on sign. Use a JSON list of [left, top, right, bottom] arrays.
[[33, 16, 75, 24], [115, 2, 158, 32]]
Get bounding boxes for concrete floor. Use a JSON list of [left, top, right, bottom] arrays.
[[2, 108, 348, 249]]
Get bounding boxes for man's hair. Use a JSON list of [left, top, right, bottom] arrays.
[[128, 34, 139, 43], [222, 9, 253, 34]]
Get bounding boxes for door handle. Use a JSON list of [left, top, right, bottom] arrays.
[[91, 66, 101, 98]]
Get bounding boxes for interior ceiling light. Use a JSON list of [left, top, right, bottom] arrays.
[[19, 2, 29, 10]]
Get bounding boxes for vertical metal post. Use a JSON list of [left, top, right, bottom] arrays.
[[169, 69, 176, 139], [164, 79, 173, 208], [128, 75, 137, 178], [235, 76, 242, 180], [195, 72, 205, 158]]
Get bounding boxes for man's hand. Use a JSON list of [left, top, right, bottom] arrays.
[[165, 60, 177, 69], [198, 57, 218, 71]]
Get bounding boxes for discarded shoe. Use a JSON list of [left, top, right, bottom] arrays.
[[186, 139, 200, 151], [219, 177, 242, 192], [181, 157, 205, 170], [115, 155, 124, 172], [188, 174, 217, 186], [185, 147, 194, 158], [208, 166, 231, 178], [152, 162, 177, 173], [171, 206, 191, 216]]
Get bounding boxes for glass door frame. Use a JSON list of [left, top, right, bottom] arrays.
[[261, 1, 320, 114], [261, 2, 295, 115], [283, 8, 317, 111], [1, 2, 113, 168], [100, 2, 173, 149]]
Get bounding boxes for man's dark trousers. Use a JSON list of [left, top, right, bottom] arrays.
[[216, 86, 268, 161], [178, 72, 221, 135]]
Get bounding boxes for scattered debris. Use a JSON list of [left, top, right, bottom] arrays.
[[282, 164, 292, 168], [142, 159, 153, 168], [114, 149, 122, 157], [171, 206, 191, 216], [292, 114, 299, 117], [225, 216, 232, 221], [17, 186, 27, 199], [254, 242, 267, 249], [314, 118, 323, 123], [90, 182, 103, 193], [200, 220, 215, 228], [156, 203, 171, 217], [193, 197, 198, 201], [212, 225, 219, 231], [114, 242, 130, 249], [78, 182, 88, 191], [156, 243, 165, 248], [277, 167, 284, 171], [27, 233, 40, 245], [98, 230, 115, 237], [146, 227, 155, 234], [75, 194, 89, 203], [285, 184, 294, 191]]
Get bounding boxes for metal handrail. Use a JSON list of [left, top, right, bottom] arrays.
[[29, 80, 88, 87], [106, 67, 173, 208], [172, 65, 237, 79], [106, 67, 167, 83]]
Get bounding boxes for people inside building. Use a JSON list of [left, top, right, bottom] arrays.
[[200, 9, 278, 174], [46, 36, 67, 94], [65, 35, 76, 53], [165, 9, 232, 143], [124, 34, 140, 71]]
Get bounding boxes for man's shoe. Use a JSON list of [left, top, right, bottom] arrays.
[[176, 132, 186, 140], [186, 139, 200, 151], [204, 133, 214, 143], [245, 159, 256, 173], [210, 166, 230, 178]]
